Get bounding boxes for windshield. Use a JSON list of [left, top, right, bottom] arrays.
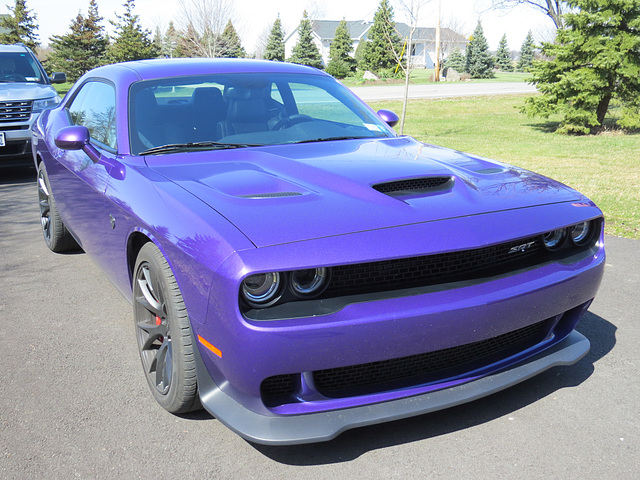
[[0, 52, 46, 84], [129, 72, 395, 155]]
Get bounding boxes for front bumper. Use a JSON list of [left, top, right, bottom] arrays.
[[194, 329, 589, 445]]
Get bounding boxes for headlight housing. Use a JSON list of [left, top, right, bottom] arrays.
[[290, 268, 330, 298], [569, 221, 594, 246], [241, 272, 282, 307], [541, 228, 567, 251], [32, 95, 62, 113]]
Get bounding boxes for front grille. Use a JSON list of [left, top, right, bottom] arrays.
[[0, 101, 32, 123], [313, 319, 549, 398], [261, 318, 550, 404], [324, 236, 541, 297], [373, 176, 452, 196]]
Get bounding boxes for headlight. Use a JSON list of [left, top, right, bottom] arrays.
[[542, 228, 566, 250], [32, 95, 62, 113], [241, 272, 282, 307], [290, 268, 330, 298], [569, 221, 593, 246]]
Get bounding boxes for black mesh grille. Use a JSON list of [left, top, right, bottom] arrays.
[[261, 374, 297, 400], [238, 192, 302, 198], [260, 319, 550, 404], [373, 176, 452, 196], [312, 319, 549, 398], [324, 236, 541, 297], [0, 101, 32, 123]]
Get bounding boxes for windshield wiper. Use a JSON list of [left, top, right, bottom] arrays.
[[139, 141, 261, 156], [288, 136, 382, 145]]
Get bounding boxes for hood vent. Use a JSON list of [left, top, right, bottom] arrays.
[[238, 192, 302, 199], [373, 176, 453, 197]]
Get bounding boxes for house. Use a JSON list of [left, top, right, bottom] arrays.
[[0, 14, 9, 36], [284, 19, 468, 69]]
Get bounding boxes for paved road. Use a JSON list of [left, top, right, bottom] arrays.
[[350, 82, 537, 102], [1, 168, 638, 479]]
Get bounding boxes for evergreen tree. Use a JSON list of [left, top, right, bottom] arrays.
[[45, 0, 108, 82], [361, 0, 403, 73], [465, 21, 494, 78], [523, 0, 640, 134], [288, 11, 323, 69], [495, 33, 513, 71], [178, 23, 200, 58], [219, 20, 245, 58], [107, 0, 159, 63], [326, 19, 356, 78], [444, 48, 465, 72], [163, 21, 181, 58], [263, 17, 285, 61], [516, 30, 535, 72], [0, 0, 39, 50]]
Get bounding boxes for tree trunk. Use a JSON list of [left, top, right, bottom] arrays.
[[596, 93, 612, 126]]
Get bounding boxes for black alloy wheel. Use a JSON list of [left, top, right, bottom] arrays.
[[133, 242, 199, 413]]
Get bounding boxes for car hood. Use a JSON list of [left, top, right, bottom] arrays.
[[147, 137, 581, 248], [0, 82, 57, 101]]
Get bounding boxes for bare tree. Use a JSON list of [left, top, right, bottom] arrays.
[[393, 0, 432, 134], [490, 1, 567, 29], [177, 0, 236, 57], [439, 15, 470, 62]]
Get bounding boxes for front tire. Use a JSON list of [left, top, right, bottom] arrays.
[[133, 242, 199, 413], [37, 161, 80, 253]]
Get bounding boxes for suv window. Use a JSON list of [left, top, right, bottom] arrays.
[[0, 51, 46, 84], [68, 81, 117, 150]]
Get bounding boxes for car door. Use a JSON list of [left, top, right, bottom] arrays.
[[50, 80, 117, 258]]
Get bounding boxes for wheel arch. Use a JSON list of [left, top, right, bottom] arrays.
[[127, 231, 152, 286]]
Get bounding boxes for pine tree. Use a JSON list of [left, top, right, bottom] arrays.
[[107, 0, 159, 63], [523, 0, 640, 133], [163, 21, 181, 58], [288, 11, 323, 69], [465, 22, 494, 78], [219, 20, 245, 58], [178, 23, 200, 58], [361, 0, 403, 73], [0, 0, 39, 50], [444, 48, 465, 72], [263, 17, 285, 61], [326, 19, 356, 78], [517, 31, 535, 72], [495, 33, 513, 71], [45, 0, 108, 82]]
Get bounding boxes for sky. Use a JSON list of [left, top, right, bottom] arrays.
[[20, 0, 554, 53]]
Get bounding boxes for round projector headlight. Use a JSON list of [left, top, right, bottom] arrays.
[[241, 272, 281, 306], [542, 228, 566, 251], [290, 268, 329, 298], [570, 221, 592, 246]]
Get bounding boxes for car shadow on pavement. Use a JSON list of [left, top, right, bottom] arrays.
[[252, 311, 616, 465]]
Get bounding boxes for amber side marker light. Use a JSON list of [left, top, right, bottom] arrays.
[[198, 335, 222, 358]]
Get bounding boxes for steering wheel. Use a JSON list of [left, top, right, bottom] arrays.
[[271, 114, 313, 130], [3, 73, 27, 82]]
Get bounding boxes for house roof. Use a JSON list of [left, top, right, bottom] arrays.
[[303, 20, 467, 46], [311, 20, 372, 41]]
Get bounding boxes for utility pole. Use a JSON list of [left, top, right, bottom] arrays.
[[434, 0, 441, 81]]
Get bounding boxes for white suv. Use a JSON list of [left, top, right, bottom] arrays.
[[0, 43, 66, 167]]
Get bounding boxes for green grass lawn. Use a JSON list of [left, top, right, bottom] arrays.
[[370, 94, 640, 239], [340, 70, 531, 87]]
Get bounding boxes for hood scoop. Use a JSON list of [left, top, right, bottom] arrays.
[[373, 176, 453, 197], [237, 192, 303, 199]]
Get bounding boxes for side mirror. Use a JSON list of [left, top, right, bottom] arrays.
[[377, 109, 399, 128], [50, 72, 67, 84], [55, 125, 101, 164]]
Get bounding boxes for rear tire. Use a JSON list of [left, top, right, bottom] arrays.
[[133, 242, 200, 413], [37, 161, 80, 253]]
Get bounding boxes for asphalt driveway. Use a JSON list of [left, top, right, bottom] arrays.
[[1, 167, 637, 479]]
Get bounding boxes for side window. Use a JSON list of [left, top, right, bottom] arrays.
[[68, 81, 117, 150]]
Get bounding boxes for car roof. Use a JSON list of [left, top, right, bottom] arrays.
[[0, 43, 31, 53], [88, 58, 329, 82]]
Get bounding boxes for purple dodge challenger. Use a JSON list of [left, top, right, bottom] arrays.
[[32, 59, 604, 445]]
